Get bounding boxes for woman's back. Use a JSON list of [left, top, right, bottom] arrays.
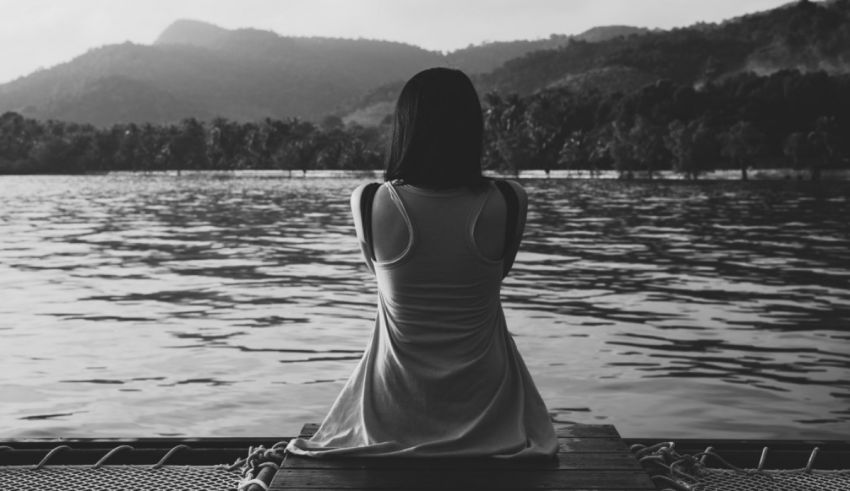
[[285, 180, 558, 458], [371, 182, 506, 348], [371, 182, 507, 263], [285, 66, 555, 458]]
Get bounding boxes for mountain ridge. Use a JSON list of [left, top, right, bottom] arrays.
[[2, 1, 846, 127]]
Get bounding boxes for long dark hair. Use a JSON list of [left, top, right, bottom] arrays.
[[384, 67, 485, 189]]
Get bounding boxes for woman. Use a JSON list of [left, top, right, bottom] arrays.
[[286, 67, 557, 458]]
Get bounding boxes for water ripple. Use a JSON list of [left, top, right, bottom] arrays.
[[0, 173, 848, 439]]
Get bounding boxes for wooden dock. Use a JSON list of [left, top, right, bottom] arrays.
[[270, 423, 655, 490]]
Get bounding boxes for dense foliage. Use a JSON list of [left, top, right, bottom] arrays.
[[0, 114, 385, 174], [2, 69, 848, 178], [484, 69, 850, 179]]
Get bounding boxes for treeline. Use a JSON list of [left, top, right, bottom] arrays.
[[485, 69, 850, 179], [1, 69, 849, 179], [0, 114, 385, 174]]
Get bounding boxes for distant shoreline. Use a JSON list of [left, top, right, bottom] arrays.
[[1, 168, 848, 181]]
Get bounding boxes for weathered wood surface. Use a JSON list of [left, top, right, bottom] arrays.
[[269, 423, 655, 490]]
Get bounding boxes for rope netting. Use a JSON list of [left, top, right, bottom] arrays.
[[0, 442, 289, 491], [0, 466, 242, 491], [631, 441, 850, 491]]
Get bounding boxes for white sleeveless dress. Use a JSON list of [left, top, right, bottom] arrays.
[[285, 181, 557, 458]]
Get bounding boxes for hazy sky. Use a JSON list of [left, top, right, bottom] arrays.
[[2, 0, 792, 84]]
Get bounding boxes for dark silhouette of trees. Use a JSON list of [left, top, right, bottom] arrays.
[[478, 69, 849, 179], [665, 118, 717, 179], [1, 68, 849, 178], [0, 112, 385, 174], [720, 122, 765, 180]]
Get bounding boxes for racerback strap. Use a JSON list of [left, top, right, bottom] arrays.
[[360, 180, 519, 272], [494, 180, 520, 276], [359, 182, 381, 260]]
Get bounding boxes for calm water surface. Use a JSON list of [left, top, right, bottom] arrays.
[[0, 173, 848, 439]]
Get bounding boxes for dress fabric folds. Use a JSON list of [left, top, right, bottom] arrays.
[[286, 182, 558, 458]]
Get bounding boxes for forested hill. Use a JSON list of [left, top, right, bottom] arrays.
[[443, 26, 649, 74], [1, 1, 847, 127], [0, 20, 647, 127], [479, 0, 850, 95], [0, 22, 443, 126], [343, 0, 850, 125]]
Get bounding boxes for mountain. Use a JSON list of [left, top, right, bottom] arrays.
[[346, 0, 850, 125], [0, 20, 649, 127], [479, 0, 850, 95], [444, 26, 649, 74], [2, 1, 847, 127], [154, 19, 230, 47], [0, 22, 444, 126]]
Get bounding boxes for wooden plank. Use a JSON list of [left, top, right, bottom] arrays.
[[270, 468, 654, 489], [298, 424, 622, 440], [557, 438, 631, 453], [283, 454, 559, 470], [300, 423, 320, 437], [297, 424, 632, 452], [283, 452, 642, 471], [275, 423, 654, 490], [555, 425, 620, 439], [285, 438, 629, 456]]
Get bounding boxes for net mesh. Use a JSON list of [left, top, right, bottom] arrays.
[[633, 441, 850, 491], [689, 468, 850, 491], [0, 465, 241, 491]]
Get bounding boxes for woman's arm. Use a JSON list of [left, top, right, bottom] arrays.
[[350, 183, 377, 275]]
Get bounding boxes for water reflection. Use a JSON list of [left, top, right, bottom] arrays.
[[0, 174, 848, 439]]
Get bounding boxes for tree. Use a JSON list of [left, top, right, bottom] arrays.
[[609, 117, 669, 179], [558, 131, 592, 172], [806, 116, 837, 180], [721, 121, 765, 180], [629, 116, 669, 178], [783, 131, 810, 174], [483, 92, 533, 175], [608, 121, 639, 179], [169, 118, 208, 171], [664, 118, 717, 179]]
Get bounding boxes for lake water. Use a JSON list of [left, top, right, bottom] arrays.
[[1, 173, 848, 440]]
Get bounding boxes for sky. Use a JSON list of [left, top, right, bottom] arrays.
[[1, 0, 793, 84]]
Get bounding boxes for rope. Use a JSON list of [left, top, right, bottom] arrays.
[[634, 441, 850, 491], [32, 445, 71, 470], [806, 447, 819, 473], [234, 442, 289, 491], [4, 440, 292, 490], [150, 444, 191, 469], [237, 478, 269, 491], [92, 445, 134, 469]]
